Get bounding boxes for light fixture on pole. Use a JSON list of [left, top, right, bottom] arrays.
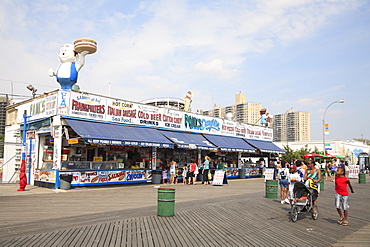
[[26, 85, 37, 98], [322, 99, 344, 154]]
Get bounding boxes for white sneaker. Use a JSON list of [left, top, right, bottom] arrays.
[[281, 200, 284, 204], [285, 198, 290, 204]]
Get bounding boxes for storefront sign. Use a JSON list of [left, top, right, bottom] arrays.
[[26, 131, 36, 140], [53, 125, 62, 169], [68, 138, 79, 144], [245, 125, 273, 141], [57, 90, 70, 115], [57, 90, 273, 141], [212, 170, 225, 186], [34, 169, 56, 183], [265, 168, 275, 180], [16, 94, 58, 122], [221, 120, 235, 136], [348, 165, 360, 179], [85, 138, 173, 148], [235, 123, 247, 137], [70, 92, 106, 120], [80, 171, 99, 183]]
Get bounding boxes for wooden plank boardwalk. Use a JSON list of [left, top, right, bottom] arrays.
[[0, 178, 369, 246]]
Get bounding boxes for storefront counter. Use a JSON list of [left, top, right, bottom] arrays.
[[35, 168, 155, 188], [223, 167, 261, 178]]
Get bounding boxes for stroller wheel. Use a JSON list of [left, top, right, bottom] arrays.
[[311, 205, 318, 220], [291, 205, 298, 222]]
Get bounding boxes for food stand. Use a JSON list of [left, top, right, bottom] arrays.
[[4, 89, 284, 188]]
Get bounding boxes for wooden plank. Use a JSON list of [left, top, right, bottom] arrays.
[[97, 222, 110, 247], [160, 215, 183, 247], [91, 223, 108, 247], [142, 217, 154, 247], [38, 231, 60, 247], [62, 226, 85, 246], [24, 233, 47, 247], [83, 224, 102, 246], [113, 221, 124, 247], [103, 221, 115, 247], [127, 218, 133, 247], [137, 217, 146, 247], [2, 237, 26, 247], [50, 229, 72, 247], [70, 225, 94, 246], [146, 215, 165, 247], [152, 215, 173, 246], [121, 218, 129, 246], [67, 226, 89, 246], [30, 232, 52, 247]]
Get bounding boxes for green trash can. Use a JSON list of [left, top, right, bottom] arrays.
[[319, 176, 325, 191], [157, 188, 175, 217], [359, 173, 366, 184], [265, 180, 278, 199]]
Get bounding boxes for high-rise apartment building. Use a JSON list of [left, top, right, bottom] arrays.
[[273, 109, 310, 142], [201, 92, 263, 126], [0, 96, 7, 137]]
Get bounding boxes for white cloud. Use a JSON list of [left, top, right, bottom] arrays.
[[194, 59, 239, 78], [272, 98, 323, 108]]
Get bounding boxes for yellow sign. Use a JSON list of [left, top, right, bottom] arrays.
[[68, 138, 79, 144], [93, 156, 103, 162]]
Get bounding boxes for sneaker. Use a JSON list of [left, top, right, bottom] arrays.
[[281, 200, 284, 204], [285, 198, 290, 204]]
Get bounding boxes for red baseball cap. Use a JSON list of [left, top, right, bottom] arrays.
[[289, 165, 297, 169]]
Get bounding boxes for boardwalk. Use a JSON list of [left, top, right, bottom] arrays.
[[0, 177, 369, 246]]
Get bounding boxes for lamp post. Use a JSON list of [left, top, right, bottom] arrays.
[[322, 100, 344, 155]]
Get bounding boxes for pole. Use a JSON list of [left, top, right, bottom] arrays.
[[322, 100, 344, 155], [28, 137, 32, 185], [18, 111, 28, 191], [322, 117, 326, 155]]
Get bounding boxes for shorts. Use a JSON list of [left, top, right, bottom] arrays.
[[335, 193, 349, 210], [170, 170, 176, 175], [288, 189, 294, 200], [311, 189, 318, 201], [279, 179, 289, 188]]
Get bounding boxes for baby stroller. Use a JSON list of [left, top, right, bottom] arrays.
[[290, 180, 319, 222]]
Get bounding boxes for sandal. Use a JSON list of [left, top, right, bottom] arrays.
[[337, 220, 343, 225], [342, 221, 349, 226]]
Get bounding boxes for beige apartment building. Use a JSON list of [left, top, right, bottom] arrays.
[[273, 109, 310, 142], [201, 92, 263, 126]]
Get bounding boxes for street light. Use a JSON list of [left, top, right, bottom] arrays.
[[26, 85, 37, 98], [322, 99, 344, 154]]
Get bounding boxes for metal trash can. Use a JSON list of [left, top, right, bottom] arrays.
[[197, 172, 203, 182], [157, 188, 175, 217], [359, 173, 366, 184], [59, 174, 72, 190], [319, 176, 325, 191], [238, 168, 246, 179], [152, 170, 162, 184], [265, 180, 278, 199]]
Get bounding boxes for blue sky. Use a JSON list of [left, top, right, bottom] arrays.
[[1, 0, 369, 142]]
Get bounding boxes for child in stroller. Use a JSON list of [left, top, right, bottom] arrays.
[[290, 180, 319, 222]]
